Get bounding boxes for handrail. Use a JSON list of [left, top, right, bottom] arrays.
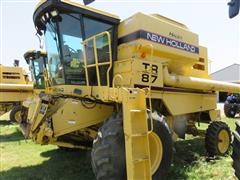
[[82, 31, 112, 87]]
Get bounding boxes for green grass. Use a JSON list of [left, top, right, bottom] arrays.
[[0, 121, 95, 180], [0, 117, 238, 180]]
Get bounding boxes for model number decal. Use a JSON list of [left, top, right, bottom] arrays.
[[142, 63, 158, 83]]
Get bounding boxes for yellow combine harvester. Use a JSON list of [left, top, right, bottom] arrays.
[[0, 63, 33, 122], [20, 0, 240, 179]]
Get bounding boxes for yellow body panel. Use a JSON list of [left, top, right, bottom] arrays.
[[52, 98, 113, 136], [0, 65, 30, 84], [118, 12, 200, 76], [0, 91, 33, 103], [113, 58, 163, 88], [0, 64, 33, 98], [162, 91, 216, 116]]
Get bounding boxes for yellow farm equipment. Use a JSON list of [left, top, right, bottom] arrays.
[[0, 63, 33, 122], [20, 0, 240, 179]]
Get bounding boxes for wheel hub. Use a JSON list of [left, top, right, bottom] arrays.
[[14, 111, 22, 123], [218, 129, 230, 154], [149, 132, 163, 175]]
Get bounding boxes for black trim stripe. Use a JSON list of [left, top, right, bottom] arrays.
[[134, 84, 215, 95], [118, 30, 199, 54]]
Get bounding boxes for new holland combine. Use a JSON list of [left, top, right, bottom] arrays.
[[0, 63, 33, 122], [20, 0, 240, 179]]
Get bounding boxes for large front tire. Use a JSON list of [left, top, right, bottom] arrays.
[[232, 120, 240, 179], [91, 113, 173, 180]]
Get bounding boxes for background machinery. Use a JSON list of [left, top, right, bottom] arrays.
[[8, 50, 47, 123], [224, 93, 240, 118], [228, 0, 240, 178], [20, 0, 240, 179], [20, 50, 49, 125], [232, 120, 240, 179], [24, 50, 48, 92], [0, 63, 33, 122]]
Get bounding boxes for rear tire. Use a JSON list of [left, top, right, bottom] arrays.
[[91, 113, 173, 180], [232, 120, 240, 179], [224, 102, 236, 118], [205, 121, 231, 157], [10, 105, 22, 123]]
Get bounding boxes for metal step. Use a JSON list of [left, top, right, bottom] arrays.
[[133, 156, 150, 163]]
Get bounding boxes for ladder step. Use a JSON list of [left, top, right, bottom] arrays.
[[130, 109, 151, 113], [131, 133, 148, 137], [133, 156, 150, 163], [130, 109, 145, 112]]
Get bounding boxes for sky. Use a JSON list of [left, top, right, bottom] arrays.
[[0, 0, 239, 73]]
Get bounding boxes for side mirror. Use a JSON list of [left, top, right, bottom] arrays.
[[228, 0, 240, 18], [83, 0, 95, 5]]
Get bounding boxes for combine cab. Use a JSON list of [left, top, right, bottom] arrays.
[[24, 50, 48, 91], [20, 0, 240, 179], [20, 50, 49, 126]]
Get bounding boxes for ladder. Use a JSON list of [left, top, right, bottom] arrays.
[[122, 88, 152, 180]]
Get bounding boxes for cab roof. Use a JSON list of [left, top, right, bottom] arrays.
[[24, 50, 47, 64], [34, 0, 120, 32]]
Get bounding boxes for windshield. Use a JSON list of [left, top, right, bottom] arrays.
[[30, 56, 46, 89], [44, 13, 113, 86]]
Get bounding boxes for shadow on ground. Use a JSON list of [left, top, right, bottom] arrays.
[[168, 137, 212, 179], [0, 127, 24, 142], [0, 120, 12, 126], [1, 148, 95, 180]]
